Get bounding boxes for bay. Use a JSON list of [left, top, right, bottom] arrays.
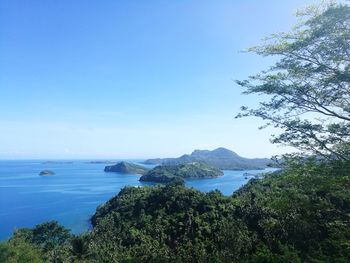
[[0, 160, 275, 240]]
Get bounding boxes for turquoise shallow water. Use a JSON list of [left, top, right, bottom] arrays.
[[0, 160, 275, 240]]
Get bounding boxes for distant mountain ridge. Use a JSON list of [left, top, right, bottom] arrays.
[[143, 147, 270, 170]]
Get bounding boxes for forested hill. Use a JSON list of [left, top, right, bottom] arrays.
[[2, 159, 349, 262], [104, 161, 149, 175], [139, 162, 224, 183], [144, 147, 270, 170]]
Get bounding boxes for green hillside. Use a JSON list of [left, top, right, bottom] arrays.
[[104, 161, 149, 175], [139, 162, 224, 183]]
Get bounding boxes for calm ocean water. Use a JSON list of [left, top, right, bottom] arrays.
[[0, 160, 275, 240]]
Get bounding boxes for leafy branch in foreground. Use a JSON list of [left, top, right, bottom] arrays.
[[236, 1, 350, 160]]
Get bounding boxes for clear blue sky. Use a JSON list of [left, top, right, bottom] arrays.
[[0, 0, 318, 159]]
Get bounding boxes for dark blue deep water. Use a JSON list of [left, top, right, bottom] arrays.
[[0, 160, 276, 240]]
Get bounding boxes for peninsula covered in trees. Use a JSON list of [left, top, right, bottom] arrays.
[[139, 162, 224, 183]]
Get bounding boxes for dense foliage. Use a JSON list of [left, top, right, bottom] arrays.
[[139, 162, 224, 183], [1, 159, 349, 262]]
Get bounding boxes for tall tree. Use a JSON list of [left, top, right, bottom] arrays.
[[236, 1, 350, 160]]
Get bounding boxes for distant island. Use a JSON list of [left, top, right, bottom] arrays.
[[143, 147, 271, 170], [39, 170, 55, 176], [139, 162, 223, 183], [88, 160, 117, 164], [104, 161, 149, 175], [41, 161, 73, 164]]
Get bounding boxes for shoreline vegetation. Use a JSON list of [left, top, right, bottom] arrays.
[[139, 162, 224, 183]]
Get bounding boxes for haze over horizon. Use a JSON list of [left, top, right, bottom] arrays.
[[0, 0, 319, 159], [0, 146, 273, 161]]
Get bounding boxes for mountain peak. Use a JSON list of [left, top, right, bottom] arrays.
[[144, 147, 270, 170], [210, 147, 239, 158]]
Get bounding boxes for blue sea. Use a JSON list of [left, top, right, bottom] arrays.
[[0, 160, 276, 240]]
